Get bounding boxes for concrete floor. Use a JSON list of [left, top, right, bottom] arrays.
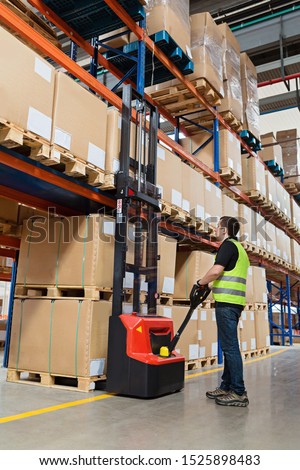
[[0, 346, 299, 450]]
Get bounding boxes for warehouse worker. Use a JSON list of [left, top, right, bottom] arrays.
[[197, 216, 250, 407]]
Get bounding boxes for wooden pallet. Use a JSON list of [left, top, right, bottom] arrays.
[[156, 294, 173, 306], [14, 285, 146, 302], [160, 201, 187, 224], [284, 182, 300, 195], [260, 200, 281, 217], [185, 356, 217, 371], [0, 340, 5, 350], [245, 190, 267, 205], [241, 347, 270, 360], [219, 167, 241, 186], [173, 298, 214, 308], [241, 241, 264, 256], [101, 173, 116, 191], [0, 219, 22, 237], [6, 368, 105, 393], [149, 78, 222, 116]]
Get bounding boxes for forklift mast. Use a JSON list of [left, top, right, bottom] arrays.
[[112, 84, 160, 317]]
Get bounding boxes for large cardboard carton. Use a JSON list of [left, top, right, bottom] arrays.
[[189, 13, 224, 96], [157, 144, 182, 208], [180, 129, 242, 178], [246, 267, 254, 303], [265, 170, 277, 205], [259, 133, 283, 167], [239, 310, 256, 351], [144, 0, 191, 56], [181, 162, 205, 218], [238, 204, 252, 243], [241, 156, 267, 197], [0, 26, 55, 140], [275, 180, 291, 220], [291, 199, 300, 231], [276, 228, 292, 263], [157, 235, 177, 295], [291, 239, 300, 268], [0, 197, 19, 224], [204, 179, 223, 227], [51, 72, 107, 169], [251, 212, 267, 250], [198, 308, 218, 358], [8, 299, 111, 377], [98, 27, 130, 52], [175, 251, 215, 299], [277, 129, 300, 178], [240, 53, 260, 140], [16, 215, 136, 289], [222, 194, 239, 219], [264, 220, 276, 256], [171, 305, 199, 360], [254, 310, 270, 349], [251, 267, 268, 304]]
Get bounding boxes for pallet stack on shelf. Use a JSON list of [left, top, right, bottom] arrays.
[[0, 0, 299, 379]]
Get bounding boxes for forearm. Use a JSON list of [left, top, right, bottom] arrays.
[[198, 266, 224, 286]]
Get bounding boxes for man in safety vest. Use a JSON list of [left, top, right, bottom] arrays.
[[197, 216, 250, 407]]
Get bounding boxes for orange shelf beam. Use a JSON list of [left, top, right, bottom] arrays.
[[0, 149, 115, 209], [0, 235, 20, 249], [0, 248, 16, 259], [0, 273, 11, 282]]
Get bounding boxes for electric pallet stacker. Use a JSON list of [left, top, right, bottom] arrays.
[[106, 85, 210, 398]]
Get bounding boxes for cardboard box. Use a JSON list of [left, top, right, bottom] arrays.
[[291, 198, 300, 231], [239, 310, 256, 351], [171, 305, 199, 360], [238, 204, 253, 243], [144, 1, 191, 55], [241, 156, 267, 197], [291, 239, 300, 267], [246, 267, 254, 303], [276, 228, 292, 263], [222, 193, 239, 219], [175, 250, 215, 299], [251, 211, 267, 250], [188, 13, 224, 96], [240, 53, 260, 140], [251, 267, 268, 303], [275, 179, 291, 219], [218, 23, 241, 80], [0, 197, 19, 224], [16, 214, 137, 289], [51, 71, 107, 168], [264, 220, 276, 256], [265, 170, 277, 205], [0, 26, 55, 140], [157, 144, 182, 208], [98, 27, 130, 53], [259, 134, 283, 167], [181, 162, 205, 218], [204, 179, 223, 227], [254, 310, 270, 349], [198, 308, 218, 358], [8, 299, 111, 377], [157, 234, 177, 295]]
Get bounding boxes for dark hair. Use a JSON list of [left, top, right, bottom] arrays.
[[219, 216, 240, 237]]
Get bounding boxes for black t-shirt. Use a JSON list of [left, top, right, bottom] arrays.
[[214, 237, 243, 311]]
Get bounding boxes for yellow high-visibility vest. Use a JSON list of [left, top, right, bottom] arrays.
[[212, 239, 250, 306]]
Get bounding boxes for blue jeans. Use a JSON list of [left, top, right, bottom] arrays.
[[216, 305, 245, 395]]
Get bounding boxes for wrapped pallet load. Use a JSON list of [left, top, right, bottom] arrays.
[[277, 128, 300, 191], [144, 0, 191, 55], [218, 23, 242, 123], [240, 52, 260, 140], [259, 132, 283, 168]]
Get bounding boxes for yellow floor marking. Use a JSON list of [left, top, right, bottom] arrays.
[[0, 348, 288, 424], [186, 348, 288, 380], [0, 393, 115, 424]]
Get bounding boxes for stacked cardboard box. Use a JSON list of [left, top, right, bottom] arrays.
[[8, 298, 111, 378], [180, 129, 242, 181], [277, 128, 300, 187], [275, 179, 291, 220], [291, 239, 300, 269], [218, 23, 242, 122], [198, 308, 218, 359], [249, 267, 268, 304], [240, 53, 260, 140], [259, 133, 283, 168], [238, 204, 253, 244], [264, 220, 276, 257], [265, 170, 278, 206], [157, 143, 182, 209], [275, 228, 292, 264], [157, 235, 177, 296], [254, 310, 270, 349], [241, 156, 267, 198], [239, 310, 256, 352], [291, 198, 300, 232], [250, 212, 266, 251], [204, 179, 222, 228], [222, 193, 239, 219], [0, 26, 55, 141], [181, 162, 205, 219]]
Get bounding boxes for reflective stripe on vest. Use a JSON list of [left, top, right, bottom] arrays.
[[212, 239, 250, 306]]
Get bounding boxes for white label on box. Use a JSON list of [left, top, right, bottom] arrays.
[[251, 338, 256, 350], [162, 307, 172, 318], [257, 239, 261, 247], [157, 146, 165, 160], [0, 331, 6, 341], [212, 309, 216, 321], [239, 320, 243, 329], [256, 181, 261, 191], [90, 358, 105, 376], [103, 220, 115, 236], [269, 193, 273, 201], [189, 344, 199, 360], [88, 143, 105, 170], [205, 180, 211, 191], [250, 311, 254, 321], [211, 342, 218, 356], [263, 293, 267, 303], [284, 207, 288, 215], [162, 277, 174, 295], [242, 311, 247, 321], [53, 149, 60, 160], [35, 57, 52, 83], [199, 346, 206, 358], [191, 310, 198, 321], [157, 184, 163, 199], [54, 127, 71, 150], [216, 188, 221, 199], [248, 267, 252, 275], [266, 335, 270, 347], [196, 204, 204, 219], [123, 272, 134, 289], [198, 330, 202, 341], [200, 310, 207, 321], [242, 341, 247, 351], [265, 312, 268, 321], [228, 132, 233, 142], [6, 258, 13, 267], [118, 115, 122, 129], [237, 163, 242, 175], [205, 212, 212, 220], [234, 202, 238, 213], [186, 45, 192, 59], [140, 277, 148, 292], [228, 157, 233, 168], [123, 303, 133, 314], [172, 189, 182, 208], [141, 304, 148, 314], [182, 199, 190, 212], [113, 158, 120, 173], [27, 107, 52, 141]]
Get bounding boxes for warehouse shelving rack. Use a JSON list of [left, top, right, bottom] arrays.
[[0, 0, 300, 359]]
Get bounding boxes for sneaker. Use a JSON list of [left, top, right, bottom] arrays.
[[206, 387, 230, 399], [215, 391, 249, 407]]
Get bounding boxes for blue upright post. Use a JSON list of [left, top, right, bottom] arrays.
[[137, 19, 146, 95], [267, 280, 273, 345], [297, 288, 300, 327], [69, 40, 78, 80], [174, 117, 180, 144], [286, 275, 293, 345], [3, 257, 18, 368], [280, 281, 285, 346]]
